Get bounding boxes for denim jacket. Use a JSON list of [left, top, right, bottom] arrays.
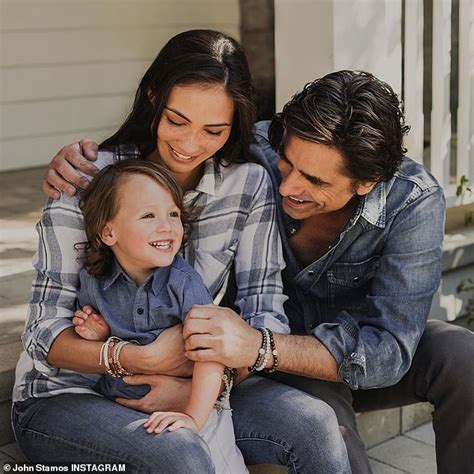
[[251, 121, 445, 390]]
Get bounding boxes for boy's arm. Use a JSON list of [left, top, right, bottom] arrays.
[[145, 361, 224, 433], [185, 361, 224, 429]]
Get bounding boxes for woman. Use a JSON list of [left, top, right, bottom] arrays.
[[14, 30, 350, 473]]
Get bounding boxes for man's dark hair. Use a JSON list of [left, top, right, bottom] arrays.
[[101, 29, 256, 166], [269, 70, 410, 183]]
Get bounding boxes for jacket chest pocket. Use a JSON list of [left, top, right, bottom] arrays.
[[327, 257, 379, 312]]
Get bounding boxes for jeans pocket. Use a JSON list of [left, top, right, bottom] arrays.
[[12, 398, 48, 431]]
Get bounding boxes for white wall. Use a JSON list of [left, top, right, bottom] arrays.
[[0, 0, 240, 171], [275, 0, 402, 111]]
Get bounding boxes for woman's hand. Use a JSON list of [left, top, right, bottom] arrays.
[[136, 324, 193, 377], [115, 375, 192, 414], [43, 139, 100, 199], [183, 305, 262, 368]]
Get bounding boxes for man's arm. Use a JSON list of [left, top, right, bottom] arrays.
[[312, 185, 445, 390], [274, 334, 339, 381], [183, 305, 339, 381]]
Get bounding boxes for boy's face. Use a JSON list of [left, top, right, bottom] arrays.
[[101, 174, 184, 285]]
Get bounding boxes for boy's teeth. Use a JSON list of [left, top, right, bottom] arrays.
[[150, 240, 171, 248]]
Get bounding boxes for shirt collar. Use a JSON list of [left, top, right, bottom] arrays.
[[102, 259, 170, 295], [193, 157, 223, 197], [102, 259, 130, 291], [281, 179, 388, 238], [359, 180, 387, 228]]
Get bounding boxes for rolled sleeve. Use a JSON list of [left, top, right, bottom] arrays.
[[22, 194, 85, 369], [314, 185, 445, 390], [234, 167, 290, 335]]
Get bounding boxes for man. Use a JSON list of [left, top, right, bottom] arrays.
[[44, 70, 473, 473]]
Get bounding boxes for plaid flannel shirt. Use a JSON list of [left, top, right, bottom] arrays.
[[14, 148, 289, 402]]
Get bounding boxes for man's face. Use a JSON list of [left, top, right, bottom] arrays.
[[277, 135, 375, 220]]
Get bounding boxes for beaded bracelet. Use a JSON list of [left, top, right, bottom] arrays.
[[264, 328, 279, 374], [99, 336, 135, 377], [248, 328, 271, 372], [254, 328, 271, 371], [215, 367, 238, 413], [248, 328, 280, 374]]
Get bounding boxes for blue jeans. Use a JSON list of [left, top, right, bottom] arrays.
[[232, 377, 351, 473], [271, 321, 474, 474], [13, 379, 351, 473], [12, 394, 214, 473]]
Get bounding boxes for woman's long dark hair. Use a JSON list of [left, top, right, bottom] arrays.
[[101, 29, 256, 165]]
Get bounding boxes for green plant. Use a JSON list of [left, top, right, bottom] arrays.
[[455, 175, 473, 226], [456, 278, 474, 327]]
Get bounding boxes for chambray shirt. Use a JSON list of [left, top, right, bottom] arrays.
[[14, 147, 289, 403], [77, 256, 212, 400], [251, 121, 445, 390]]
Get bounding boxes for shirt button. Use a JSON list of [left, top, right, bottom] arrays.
[[308, 270, 315, 276], [137, 308, 144, 315], [361, 356, 366, 362], [290, 228, 297, 235], [353, 276, 360, 282]]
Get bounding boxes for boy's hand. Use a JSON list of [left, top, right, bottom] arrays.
[[145, 411, 199, 434], [73, 305, 110, 341]]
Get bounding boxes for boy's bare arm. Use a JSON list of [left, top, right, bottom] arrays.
[[145, 361, 224, 433]]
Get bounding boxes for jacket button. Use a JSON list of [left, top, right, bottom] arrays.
[[353, 276, 360, 282], [137, 308, 144, 315], [308, 270, 315, 276]]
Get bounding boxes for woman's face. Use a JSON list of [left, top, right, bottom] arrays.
[[156, 83, 234, 186]]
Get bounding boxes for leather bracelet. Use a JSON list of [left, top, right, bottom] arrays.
[[99, 336, 136, 377], [100, 336, 121, 377], [113, 340, 134, 377]]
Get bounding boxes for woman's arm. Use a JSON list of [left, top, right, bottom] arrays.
[[184, 165, 289, 369], [231, 165, 290, 334], [48, 324, 192, 376], [27, 156, 189, 377]]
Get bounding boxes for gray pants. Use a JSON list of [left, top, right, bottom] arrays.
[[266, 320, 474, 474]]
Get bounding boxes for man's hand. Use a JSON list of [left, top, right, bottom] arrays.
[[115, 375, 192, 414], [183, 305, 261, 368], [144, 411, 199, 434], [43, 139, 99, 199]]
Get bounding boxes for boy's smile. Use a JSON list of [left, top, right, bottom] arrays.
[[100, 174, 184, 285]]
